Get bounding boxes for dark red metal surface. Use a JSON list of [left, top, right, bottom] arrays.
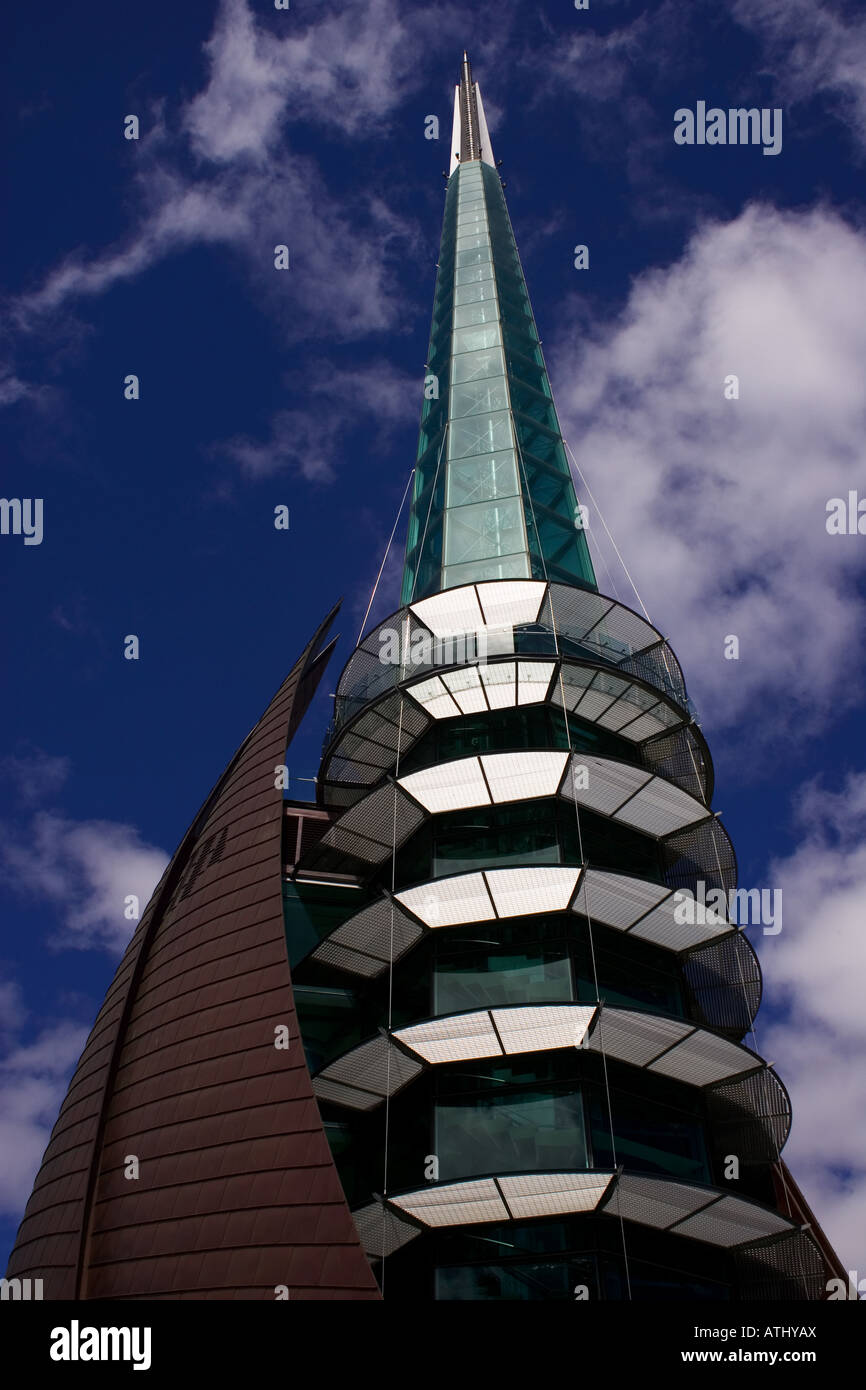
[[6, 607, 381, 1300]]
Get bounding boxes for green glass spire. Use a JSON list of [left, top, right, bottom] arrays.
[[401, 55, 597, 604]]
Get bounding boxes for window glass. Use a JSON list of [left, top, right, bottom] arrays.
[[451, 345, 505, 383], [449, 375, 509, 418], [452, 323, 500, 356], [454, 279, 497, 306], [457, 208, 487, 226], [448, 410, 513, 461], [589, 1090, 709, 1183], [433, 823, 555, 875], [435, 1259, 585, 1301], [447, 450, 520, 507], [453, 300, 499, 330], [434, 950, 573, 1012], [455, 232, 490, 252], [443, 552, 531, 589], [436, 1086, 588, 1179], [455, 263, 495, 286], [456, 247, 494, 270]]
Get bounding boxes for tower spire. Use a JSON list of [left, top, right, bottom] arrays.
[[449, 52, 495, 174], [404, 55, 595, 603]]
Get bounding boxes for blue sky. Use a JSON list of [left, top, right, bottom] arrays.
[[2, 0, 866, 1275]]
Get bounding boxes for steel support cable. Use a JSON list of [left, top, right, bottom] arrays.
[[409, 424, 448, 609], [544, 409, 799, 1295], [380, 617, 411, 1291], [516, 426, 633, 1299], [556, 447, 807, 1288], [357, 464, 416, 646], [562, 435, 650, 624]]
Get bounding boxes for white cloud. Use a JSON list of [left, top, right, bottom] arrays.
[[10, 0, 432, 346], [758, 770, 866, 1271], [733, 0, 866, 150], [184, 0, 450, 162], [0, 1003, 89, 1217], [215, 359, 419, 480], [553, 202, 866, 739], [0, 750, 71, 806], [0, 812, 168, 954]]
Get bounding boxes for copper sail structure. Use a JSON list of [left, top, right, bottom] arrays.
[[8, 56, 845, 1302], [6, 609, 380, 1300]]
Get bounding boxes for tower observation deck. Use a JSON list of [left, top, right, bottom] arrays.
[[286, 56, 841, 1300]]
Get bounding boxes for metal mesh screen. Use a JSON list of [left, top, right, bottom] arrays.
[[684, 933, 762, 1034], [733, 1232, 827, 1301], [707, 1068, 792, 1162], [642, 726, 710, 803], [661, 818, 737, 894]]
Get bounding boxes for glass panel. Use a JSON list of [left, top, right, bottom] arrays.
[[455, 232, 490, 252], [443, 495, 525, 564], [436, 1087, 588, 1179], [454, 279, 497, 306], [456, 247, 493, 270], [451, 345, 505, 383], [293, 985, 361, 1073], [448, 409, 513, 459], [434, 951, 573, 1012], [443, 552, 531, 588], [452, 323, 500, 356], [454, 300, 500, 329], [436, 1260, 581, 1301], [457, 208, 487, 225], [447, 451, 521, 507], [455, 263, 495, 286], [589, 1092, 709, 1182], [450, 376, 509, 418]]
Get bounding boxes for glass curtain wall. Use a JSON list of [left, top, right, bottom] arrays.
[[402, 159, 597, 602]]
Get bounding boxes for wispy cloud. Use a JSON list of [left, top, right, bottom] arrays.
[[0, 810, 167, 954], [0, 750, 71, 807], [733, 0, 866, 152], [6, 0, 454, 372], [0, 979, 88, 1217], [553, 201, 866, 740], [214, 359, 419, 480], [759, 770, 866, 1268]]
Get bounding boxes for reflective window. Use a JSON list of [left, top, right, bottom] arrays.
[[453, 300, 500, 329], [455, 247, 494, 270], [446, 450, 520, 507], [443, 494, 524, 566], [436, 1086, 588, 1179], [434, 949, 573, 1012], [589, 1090, 709, 1183], [451, 323, 500, 356], [449, 376, 509, 418], [451, 344, 505, 383], [435, 1259, 585, 1301], [448, 409, 513, 460], [454, 279, 497, 306], [455, 232, 490, 252], [443, 552, 531, 588], [455, 263, 495, 286]]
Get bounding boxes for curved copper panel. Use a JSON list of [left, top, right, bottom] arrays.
[[6, 608, 380, 1301]]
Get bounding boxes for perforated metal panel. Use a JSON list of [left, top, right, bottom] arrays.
[[661, 818, 738, 895], [310, 896, 424, 978], [684, 933, 762, 1034], [351, 1202, 422, 1259], [707, 1068, 792, 1160], [733, 1232, 827, 1301]]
